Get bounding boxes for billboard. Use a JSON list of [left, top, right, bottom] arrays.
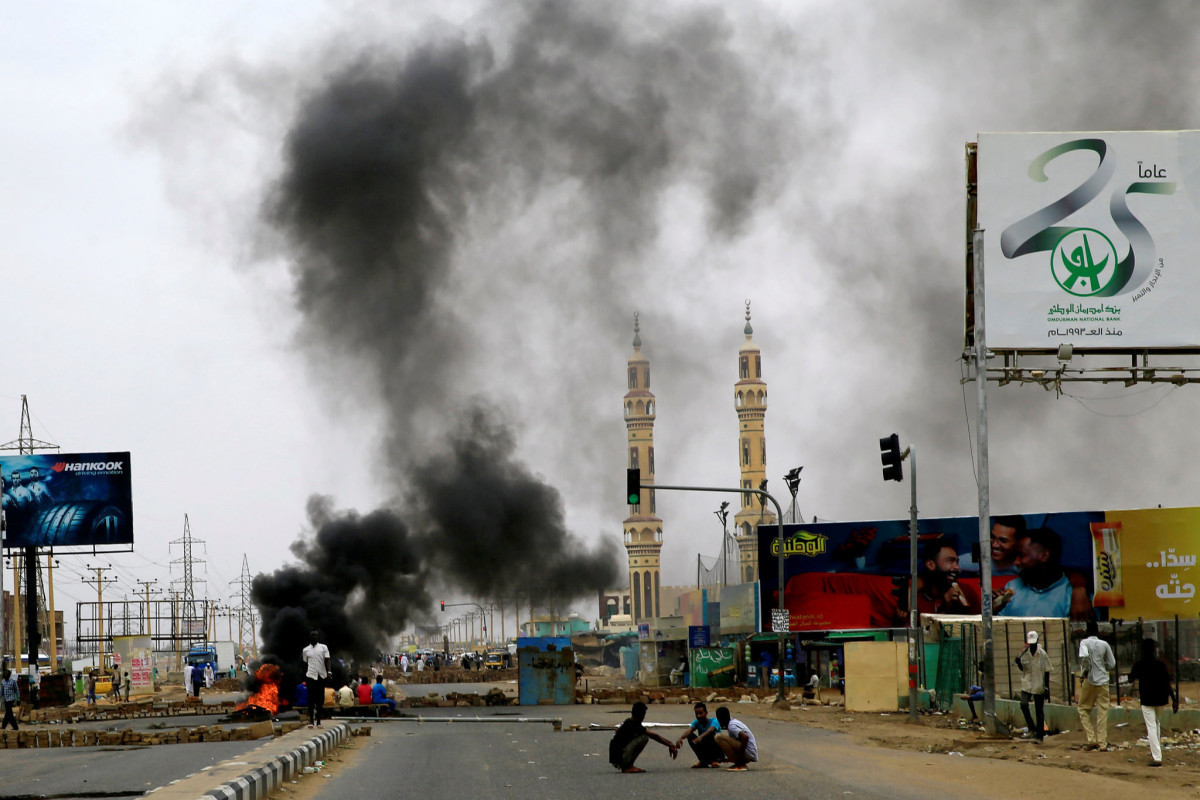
[[112, 635, 154, 695], [0, 452, 132, 549], [759, 506, 1200, 631], [976, 131, 1200, 350]]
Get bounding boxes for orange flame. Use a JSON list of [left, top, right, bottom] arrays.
[[237, 663, 283, 715]]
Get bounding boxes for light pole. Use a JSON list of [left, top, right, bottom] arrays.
[[715, 502, 730, 587], [784, 467, 803, 523]]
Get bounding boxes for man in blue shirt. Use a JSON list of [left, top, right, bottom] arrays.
[[371, 677, 396, 712], [674, 702, 722, 767], [998, 528, 1072, 618], [1, 669, 19, 731]]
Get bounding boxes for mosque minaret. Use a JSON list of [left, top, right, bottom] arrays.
[[622, 313, 662, 622], [732, 301, 775, 583]]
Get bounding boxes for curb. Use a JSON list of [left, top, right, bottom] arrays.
[[200, 723, 349, 800]]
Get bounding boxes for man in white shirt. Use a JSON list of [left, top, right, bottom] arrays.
[[302, 630, 331, 729], [1077, 620, 1116, 750], [714, 706, 758, 770], [183, 663, 194, 697]]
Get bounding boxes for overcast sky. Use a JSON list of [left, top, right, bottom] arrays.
[[6, 1, 1200, 644]]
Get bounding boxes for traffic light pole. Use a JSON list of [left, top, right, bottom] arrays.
[[635, 481, 790, 706]]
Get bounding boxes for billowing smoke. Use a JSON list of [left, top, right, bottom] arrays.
[[248, 1, 789, 667]]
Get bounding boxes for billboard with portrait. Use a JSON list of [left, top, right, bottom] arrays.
[[0, 452, 132, 550], [757, 512, 1100, 632], [976, 131, 1200, 350], [759, 506, 1200, 631]]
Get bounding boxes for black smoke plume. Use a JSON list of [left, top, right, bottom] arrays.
[[250, 1, 781, 669]]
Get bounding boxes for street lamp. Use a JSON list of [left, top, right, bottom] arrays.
[[714, 501, 730, 587], [784, 467, 803, 523]]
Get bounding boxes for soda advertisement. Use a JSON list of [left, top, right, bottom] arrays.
[[0, 452, 133, 549], [977, 131, 1200, 350], [757, 510, 1143, 632]]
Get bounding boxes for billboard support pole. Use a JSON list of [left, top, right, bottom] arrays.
[[907, 445, 919, 722], [23, 546, 40, 683], [973, 228, 997, 734]]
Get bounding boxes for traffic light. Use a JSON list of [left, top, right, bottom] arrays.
[[440, 601, 445, 612], [626, 468, 641, 505], [880, 433, 903, 482]]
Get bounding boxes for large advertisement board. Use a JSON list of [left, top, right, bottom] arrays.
[[0, 452, 132, 549], [977, 131, 1200, 350], [759, 506, 1200, 632]]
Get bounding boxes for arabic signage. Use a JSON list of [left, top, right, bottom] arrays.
[[977, 131, 1200, 350], [0, 452, 133, 550], [688, 626, 710, 648], [759, 507, 1200, 631]]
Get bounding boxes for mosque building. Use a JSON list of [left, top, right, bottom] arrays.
[[615, 304, 775, 625]]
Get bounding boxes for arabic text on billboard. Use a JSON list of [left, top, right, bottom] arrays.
[[977, 131, 1200, 350], [757, 508, 1200, 631], [1, 452, 133, 549]]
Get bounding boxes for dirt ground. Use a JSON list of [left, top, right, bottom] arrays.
[[732, 687, 1200, 795]]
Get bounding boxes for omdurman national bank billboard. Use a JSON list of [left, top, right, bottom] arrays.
[[977, 131, 1200, 350], [1, 452, 133, 550]]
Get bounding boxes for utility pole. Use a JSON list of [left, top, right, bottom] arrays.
[[82, 565, 117, 670], [135, 580, 158, 637]]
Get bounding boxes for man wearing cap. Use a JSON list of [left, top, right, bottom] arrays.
[[1014, 630, 1051, 742]]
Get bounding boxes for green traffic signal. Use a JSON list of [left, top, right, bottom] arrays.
[[626, 468, 641, 505]]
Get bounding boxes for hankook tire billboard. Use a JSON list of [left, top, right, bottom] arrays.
[[1, 452, 132, 549]]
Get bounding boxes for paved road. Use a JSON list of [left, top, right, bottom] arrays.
[[0, 738, 268, 798], [298, 706, 940, 800]]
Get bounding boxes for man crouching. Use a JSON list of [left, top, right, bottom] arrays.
[[609, 701, 679, 773]]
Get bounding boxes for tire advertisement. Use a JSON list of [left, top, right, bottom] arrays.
[[0, 451, 133, 550]]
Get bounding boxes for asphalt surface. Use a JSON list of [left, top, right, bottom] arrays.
[[0, 738, 268, 799], [297, 706, 927, 800]]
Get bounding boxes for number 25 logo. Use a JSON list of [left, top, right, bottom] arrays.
[[999, 138, 1175, 297]]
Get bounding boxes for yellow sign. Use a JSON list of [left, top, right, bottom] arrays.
[[1105, 507, 1200, 618]]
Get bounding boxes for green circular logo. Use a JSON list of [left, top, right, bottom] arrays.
[[1050, 228, 1119, 296]]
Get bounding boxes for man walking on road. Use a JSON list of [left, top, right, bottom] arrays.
[[1077, 620, 1116, 750], [303, 629, 332, 729], [1, 669, 19, 731]]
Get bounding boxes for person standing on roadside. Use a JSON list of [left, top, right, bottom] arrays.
[[1014, 631, 1050, 742], [1077, 620, 1116, 751], [1129, 637, 1177, 767], [302, 629, 331, 729], [1, 669, 19, 730]]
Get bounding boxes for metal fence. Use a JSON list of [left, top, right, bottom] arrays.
[[927, 615, 1200, 710]]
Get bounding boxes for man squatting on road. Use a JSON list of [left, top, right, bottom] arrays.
[[714, 706, 758, 770], [609, 701, 678, 773], [674, 701, 724, 767]]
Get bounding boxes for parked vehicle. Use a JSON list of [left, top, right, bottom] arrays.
[[485, 650, 512, 670]]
